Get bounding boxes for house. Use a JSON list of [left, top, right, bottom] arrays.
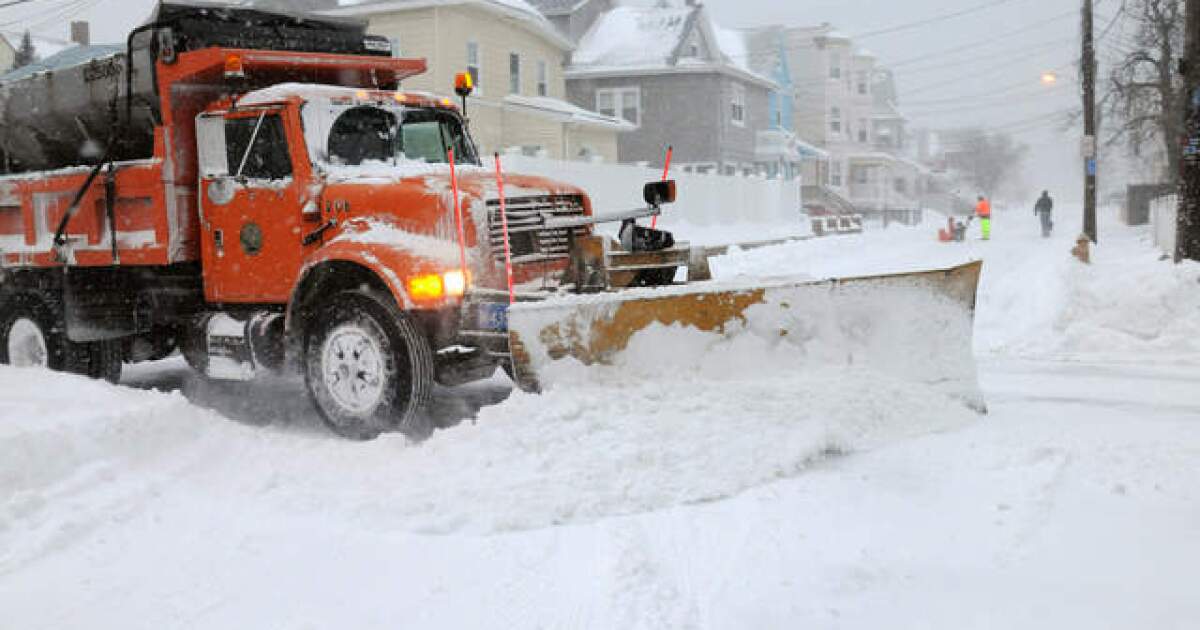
[[323, 0, 631, 162], [743, 23, 925, 219], [740, 25, 827, 185], [562, 2, 778, 174], [0, 35, 15, 72]]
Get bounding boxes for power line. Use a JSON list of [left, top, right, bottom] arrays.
[[0, 0, 52, 9], [895, 36, 1075, 77], [888, 8, 1081, 68], [852, 0, 1028, 40], [902, 44, 1073, 96]]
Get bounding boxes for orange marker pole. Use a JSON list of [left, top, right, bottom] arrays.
[[652, 145, 673, 229], [448, 148, 469, 279], [493, 153, 516, 304]]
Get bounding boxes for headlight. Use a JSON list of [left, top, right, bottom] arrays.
[[407, 270, 469, 303], [442, 270, 468, 297]]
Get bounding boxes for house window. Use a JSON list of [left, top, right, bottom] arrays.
[[731, 83, 746, 126], [829, 53, 842, 79], [858, 119, 868, 143], [509, 53, 521, 94], [857, 71, 867, 95], [829, 107, 841, 135], [466, 41, 481, 93], [831, 160, 843, 187], [596, 87, 640, 126], [537, 60, 548, 97]]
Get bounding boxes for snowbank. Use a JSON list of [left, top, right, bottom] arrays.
[[0, 370, 232, 570], [973, 207, 1200, 362]]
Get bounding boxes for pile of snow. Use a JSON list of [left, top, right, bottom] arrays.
[[971, 206, 1200, 362], [0, 304, 976, 539], [1049, 256, 1200, 359], [0, 371, 231, 570]]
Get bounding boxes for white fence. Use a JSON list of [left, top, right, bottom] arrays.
[[1150, 194, 1178, 257], [498, 155, 804, 232]]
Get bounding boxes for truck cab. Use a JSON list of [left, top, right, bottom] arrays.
[[188, 81, 591, 439]]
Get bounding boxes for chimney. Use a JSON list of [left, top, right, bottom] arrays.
[[70, 21, 90, 47]]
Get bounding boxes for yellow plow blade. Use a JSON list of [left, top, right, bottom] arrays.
[[508, 261, 986, 411]]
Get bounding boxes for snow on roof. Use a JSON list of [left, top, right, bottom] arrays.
[[570, 5, 775, 89], [0, 44, 122, 83], [571, 5, 694, 69], [503, 94, 634, 130]]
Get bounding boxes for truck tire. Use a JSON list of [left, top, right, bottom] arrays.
[[83, 341, 123, 384], [0, 293, 121, 383], [304, 289, 435, 441], [0, 294, 62, 370]]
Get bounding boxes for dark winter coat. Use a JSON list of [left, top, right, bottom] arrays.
[[1035, 195, 1053, 215]]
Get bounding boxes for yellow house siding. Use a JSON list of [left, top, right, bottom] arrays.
[[566, 126, 620, 163], [502, 107, 565, 159], [362, 4, 619, 162], [0, 37, 15, 72], [365, 9, 440, 93]]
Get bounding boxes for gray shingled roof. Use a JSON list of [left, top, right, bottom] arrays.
[[525, 0, 587, 15]]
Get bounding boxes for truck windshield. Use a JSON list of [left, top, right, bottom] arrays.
[[325, 106, 478, 167]]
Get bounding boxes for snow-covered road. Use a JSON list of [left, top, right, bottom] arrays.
[[2, 205, 1198, 629]]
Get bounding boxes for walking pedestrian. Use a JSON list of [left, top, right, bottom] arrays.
[[975, 195, 992, 241], [1034, 190, 1054, 238]]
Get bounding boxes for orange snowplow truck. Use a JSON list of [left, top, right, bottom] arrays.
[[0, 4, 600, 439]]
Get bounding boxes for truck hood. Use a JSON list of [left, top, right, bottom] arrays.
[[315, 164, 589, 286]]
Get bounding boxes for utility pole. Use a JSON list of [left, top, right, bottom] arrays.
[[1082, 0, 1099, 244], [1178, 0, 1200, 262]]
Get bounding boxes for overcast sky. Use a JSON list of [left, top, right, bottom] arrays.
[[0, 0, 1139, 202]]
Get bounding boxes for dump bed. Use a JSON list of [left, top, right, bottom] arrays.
[[0, 1, 393, 174]]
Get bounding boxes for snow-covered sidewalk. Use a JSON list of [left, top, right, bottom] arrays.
[[1, 206, 1198, 629]]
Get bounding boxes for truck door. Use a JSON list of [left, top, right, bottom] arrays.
[[197, 108, 310, 303]]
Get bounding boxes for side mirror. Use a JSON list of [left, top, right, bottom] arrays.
[[207, 176, 237, 206], [644, 180, 676, 206]]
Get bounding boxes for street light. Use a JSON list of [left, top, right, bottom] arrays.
[[1041, 71, 1059, 85]]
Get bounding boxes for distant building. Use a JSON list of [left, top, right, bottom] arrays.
[[562, 3, 777, 174], [743, 23, 931, 220], [323, 0, 631, 162], [0, 35, 15, 72]]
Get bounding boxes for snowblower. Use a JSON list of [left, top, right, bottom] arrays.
[[501, 182, 988, 413]]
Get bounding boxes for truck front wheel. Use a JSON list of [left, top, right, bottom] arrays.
[[305, 290, 435, 441]]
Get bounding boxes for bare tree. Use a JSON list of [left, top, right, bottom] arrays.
[[1107, 0, 1186, 184], [942, 128, 1030, 198], [11, 31, 36, 71]]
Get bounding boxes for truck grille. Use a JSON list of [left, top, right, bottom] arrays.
[[486, 194, 588, 264]]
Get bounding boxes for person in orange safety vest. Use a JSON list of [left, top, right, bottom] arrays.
[[975, 195, 992, 240]]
